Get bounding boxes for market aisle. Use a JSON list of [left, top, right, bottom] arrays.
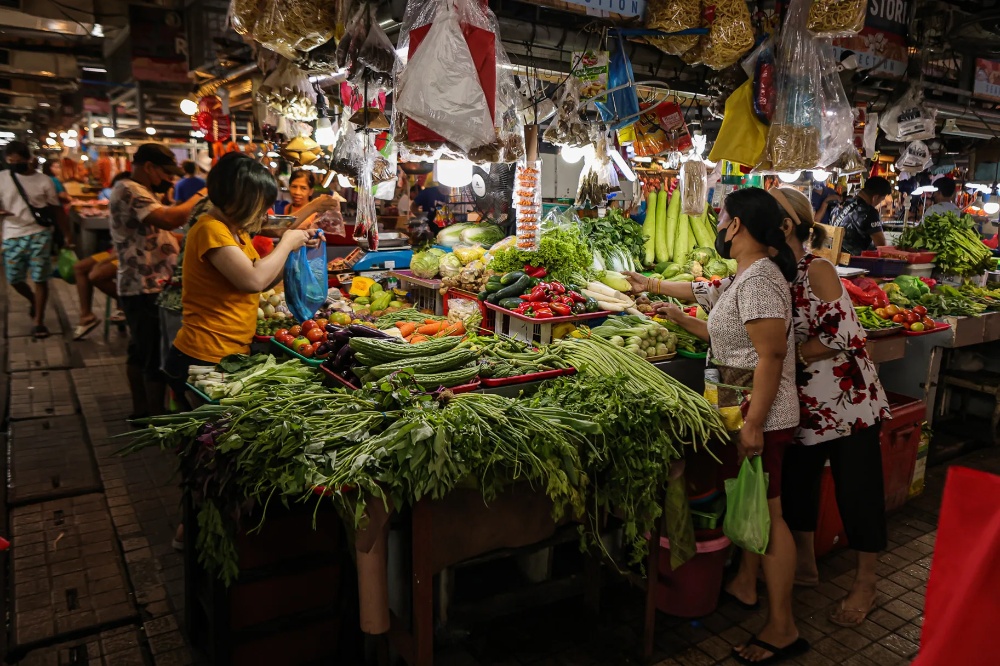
[[5, 278, 998, 665]]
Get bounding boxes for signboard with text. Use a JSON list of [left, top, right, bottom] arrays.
[[129, 6, 188, 83], [974, 59, 1000, 103], [833, 0, 911, 78]]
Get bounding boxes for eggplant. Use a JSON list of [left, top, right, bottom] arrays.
[[331, 345, 356, 371], [348, 324, 396, 340], [331, 328, 353, 345], [325, 324, 343, 334]]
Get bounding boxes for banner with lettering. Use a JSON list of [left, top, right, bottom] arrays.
[[833, 0, 910, 78], [974, 59, 1000, 103]]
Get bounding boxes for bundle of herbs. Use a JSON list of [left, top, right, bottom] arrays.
[[898, 212, 994, 278]]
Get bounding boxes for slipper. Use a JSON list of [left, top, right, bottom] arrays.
[[32, 325, 50, 339], [110, 309, 126, 323], [732, 635, 810, 666], [722, 589, 761, 611], [829, 597, 878, 627], [73, 319, 100, 340]]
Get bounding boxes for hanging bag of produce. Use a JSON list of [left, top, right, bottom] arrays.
[[284, 234, 328, 323], [396, 0, 497, 152], [645, 0, 703, 57], [758, 0, 823, 172], [237, 0, 336, 61], [880, 88, 936, 142], [807, 0, 867, 38], [723, 457, 771, 555], [817, 43, 855, 167], [708, 81, 768, 166], [259, 59, 318, 121], [595, 33, 642, 131], [692, 0, 756, 71], [680, 157, 708, 216]]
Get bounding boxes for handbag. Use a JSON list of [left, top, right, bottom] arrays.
[[10, 172, 56, 228]]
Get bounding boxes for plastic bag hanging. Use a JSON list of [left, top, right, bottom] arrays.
[[879, 88, 936, 142], [284, 235, 328, 323], [259, 59, 318, 121], [807, 0, 866, 38], [395, 0, 496, 153], [723, 457, 771, 555], [680, 157, 708, 216], [696, 0, 756, 71], [595, 33, 641, 131], [896, 141, 933, 173], [817, 43, 855, 168], [242, 0, 337, 61], [758, 0, 823, 172], [645, 0, 702, 57]]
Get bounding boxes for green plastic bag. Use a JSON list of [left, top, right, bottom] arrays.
[[723, 457, 771, 555], [57, 248, 78, 284]]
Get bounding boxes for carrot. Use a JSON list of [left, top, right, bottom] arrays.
[[397, 322, 417, 337], [435, 321, 465, 337], [425, 319, 439, 324], [410, 334, 429, 344], [417, 321, 445, 335], [694, 277, 709, 283]]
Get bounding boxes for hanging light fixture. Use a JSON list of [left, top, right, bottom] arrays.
[[64, 138, 78, 148], [313, 92, 336, 147], [777, 171, 802, 183], [811, 169, 831, 181], [179, 98, 198, 116], [102, 127, 115, 138], [145, 126, 156, 135], [560, 144, 588, 164], [434, 159, 474, 187]]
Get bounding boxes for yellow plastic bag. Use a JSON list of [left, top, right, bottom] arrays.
[[708, 81, 768, 167]]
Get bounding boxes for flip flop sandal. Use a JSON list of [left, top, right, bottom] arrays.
[[722, 589, 761, 611], [110, 309, 127, 323], [73, 319, 100, 340], [829, 598, 878, 627], [32, 325, 50, 339], [732, 635, 810, 666]]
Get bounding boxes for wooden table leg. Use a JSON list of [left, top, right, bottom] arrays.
[[643, 526, 659, 660], [412, 499, 434, 666]]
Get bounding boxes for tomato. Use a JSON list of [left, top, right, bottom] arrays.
[[291, 336, 310, 352], [305, 328, 325, 343], [314, 318, 328, 329], [909, 322, 925, 332], [913, 305, 927, 316], [298, 343, 315, 358], [289, 325, 302, 337], [874, 308, 889, 319], [892, 314, 906, 323], [276, 333, 295, 346], [922, 316, 935, 328], [906, 313, 919, 324], [330, 312, 352, 326], [301, 320, 317, 333], [885, 305, 900, 316], [902, 322, 912, 330], [274, 328, 289, 338]]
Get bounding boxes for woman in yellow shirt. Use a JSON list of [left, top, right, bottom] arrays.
[[163, 153, 322, 399]]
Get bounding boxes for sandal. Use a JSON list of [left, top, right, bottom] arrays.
[[73, 318, 100, 341], [32, 325, 50, 339], [110, 309, 126, 323], [722, 589, 761, 611], [732, 635, 810, 666], [829, 597, 878, 627]]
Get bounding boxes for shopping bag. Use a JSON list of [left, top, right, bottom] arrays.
[[57, 247, 78, 284], [283, 236, 327, 323], [595, 34, 641, 131], [914, 466, 1000, 665], [723, 457, 770, 555]]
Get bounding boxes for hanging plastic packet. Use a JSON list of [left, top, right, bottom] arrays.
[[863, 112, 879, 158], [896, 141, 933, 173], [259, 59, 318, 121], [645, 0, 702, 57], [817, 43, 855, 168], [832, 146, 866, 175], [284, 233, 328, 323], [595, 34, 641, 131], [680, 157, 708, 216], [518, 77, 556, 126], [251, 0, 337, 61], [807, 0, 866, 38], [697, 0, 756, 70], [880, 88, 936, 142], [331, 120, 364, 178], [542, 77, 590, 148], [749, 38, 777, 125], [758, 0, 822, 172]]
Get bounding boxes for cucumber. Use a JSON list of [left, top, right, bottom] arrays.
[[643, 190, 657, 266], [491, 275, 533, 301], [485, 281, 504, 293], [498, 297, 523, 310], [500, 271, 526, 286], [413, 365, 480, 388]]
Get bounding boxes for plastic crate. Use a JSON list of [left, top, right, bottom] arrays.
[[485, 302, 608, 345], [882, 392, 925, 511], [388, 270, 444, 315], [849, 254, 908, 278], [876, 247, 937, 264], [186, 382, 219, 405], [442, 288, 494, 332]]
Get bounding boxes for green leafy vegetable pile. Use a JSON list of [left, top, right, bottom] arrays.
[[488, 225, 593, 286], [898, 212, 994, 277], [919, 284, 988, 317], [582, 207, 646, 273]]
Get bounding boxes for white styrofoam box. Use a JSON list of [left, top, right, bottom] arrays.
[[902, 263, 935, 277]]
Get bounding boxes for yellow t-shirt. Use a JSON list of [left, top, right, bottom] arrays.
[[173, 214, 260, 363]]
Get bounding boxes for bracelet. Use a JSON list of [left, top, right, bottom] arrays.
[[796, 343, 809, 366]]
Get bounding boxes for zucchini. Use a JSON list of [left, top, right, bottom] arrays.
[[500, 271, 525, 286], [485, 281, 504, 293], [492, 275, 533, 301], [350, 336, 462, 363], [478, 289, 489, 300], [413, 365, 480, 388], [498, 297, 523, 310], [369, 348, 480, 378]]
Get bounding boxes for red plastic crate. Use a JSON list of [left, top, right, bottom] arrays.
[[443, 288, 493, 332], [480, 367, 576, 387], [882, 392, 924, 511], [873, 247, 937, 264]]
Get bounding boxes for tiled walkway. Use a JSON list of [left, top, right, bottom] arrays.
[[1, 278, 991, 665]]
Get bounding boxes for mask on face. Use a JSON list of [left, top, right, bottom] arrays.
[[151, 178, 173, 194], [715, 223, 735, 259], [10, 162, 29, 175]]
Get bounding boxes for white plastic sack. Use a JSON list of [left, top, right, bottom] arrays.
[[864, 111, 879, 158], [880, 89, 936, 142], [395, 1, 495, 153], [896, 140, 933, 173]]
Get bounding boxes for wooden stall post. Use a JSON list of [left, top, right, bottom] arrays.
[[812, 222, 847, 264]]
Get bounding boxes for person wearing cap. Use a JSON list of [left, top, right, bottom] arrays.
[[922, 177, 960, 221], [109, 142, 207, 420]]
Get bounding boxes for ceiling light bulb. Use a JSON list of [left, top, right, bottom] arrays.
[[777, 171, 802, 183], [242, 135, 250, 142], [811, 169, 831, 181], [48, 132, 55, 138], [45, 137, 56, 145], [37, 157, 45, 164], [269, 161, 277, 168], [67, 129, 78, 138], [434, 159, 474, 187], [314, 117, 335, 146], [145, 126, 156, 135], [64, 138, 77, 148], [80, 154, 89, 161], [560, 144, 588, 164], [985, 201, 1000, 215], [102, 127, 115, 138], [179, 98, 198, 116]]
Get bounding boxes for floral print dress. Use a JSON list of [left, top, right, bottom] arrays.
[[792, 254, 890, 445]]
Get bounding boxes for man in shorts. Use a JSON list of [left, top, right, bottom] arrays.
[[72, 247, 123, 340], [0, 141, 69, 338]]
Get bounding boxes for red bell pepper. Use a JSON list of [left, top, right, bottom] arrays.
[[550, 303, 572, 316], [533, 307, 554, 319], [525, 285, 549, 302], [568, 291, 586, 303], [524, 264, 547, 278], [549, 281, 566, 295]]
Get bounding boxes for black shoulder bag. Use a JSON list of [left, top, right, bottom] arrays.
[[10, 172, 56, 228]]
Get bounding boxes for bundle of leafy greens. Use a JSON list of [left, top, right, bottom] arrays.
[[488, 225, 593, 286], [582, 207, 646, 273], [898, 212, 994, 278]]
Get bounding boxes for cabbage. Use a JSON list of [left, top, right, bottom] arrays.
[[438, 252, 464, 278], [460, 223, 505, 247], [411, 249, 444, 279], [722, 259, 737, 275], [688, 246, 717, 265], [705, 259, 730, 278], [436, 223, 474, 247]]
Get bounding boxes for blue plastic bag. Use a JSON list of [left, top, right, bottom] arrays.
[[283, 236, 327, 323], [596, 33, 641, 131]]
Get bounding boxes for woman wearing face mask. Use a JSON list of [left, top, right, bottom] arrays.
[[626, 188, 807, 665]]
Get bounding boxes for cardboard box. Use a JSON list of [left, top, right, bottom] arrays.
[[944, 316, 986, 347]]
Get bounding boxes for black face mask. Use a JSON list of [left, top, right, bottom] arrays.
[[715, 224, 734, 259], [10, 162, 29, 175], [151, 178, 173, 194]]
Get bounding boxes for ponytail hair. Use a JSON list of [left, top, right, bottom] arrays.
[[723, 187, 798, 282], [773, 186, 827, 250]]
